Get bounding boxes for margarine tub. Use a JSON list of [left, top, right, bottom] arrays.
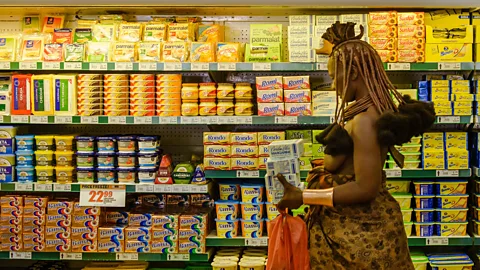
[[415, 209, 434, 222], [76, 152, 95, 167], [35, 166, 54, 183], [404, 222, 413, 236], [435, 222, 467, 237], [16, 166, 34, 182], [54, 135, 74, 151], [16, 150, 34, 166], [97, 168, 116, 183], [77, 167, 95, 183], [96, 136, 116, 152], [15, 135, 34, 150], [241, 184, 264, 203], [35, 151, 54, 166], [430, 262, 473, 270], [386, 180, 410, 193], [239, 260, 266, 270], [35, 135, 54, 150], [414, 222, 434, 237], [436, 195, 468, 209], [240, 202, 264, 220], [55, 166, 75, 183], [241, 219, 264, 238], [388, 160, 420, 169], [414, 195, 435, 209], [138, 136, 158, 152], [137, 152, 159, 168], [402, 152, 421, 161], [435, 180, 467, 195], [214, 256, 240, 262], [55, 151, 74, 166], [413, 181, 434, 195], [219, 180, 241, 201], [265, 203, 280, 220], [475, 194, 480, 207], [215, 219, 239, 238], [215, 200, 239, 220], [117, 152, 137, 168], [395, 144, 421, 152], [211, 260, 237, 270], [117, 168, 136, 183], [76, 136, 95, 152], [96, 152, 116, 167], [137, 168, 156, 183], [392, 193, 412, 209], [401, 209, 412, 222], [436, 208, 467, 222], [411, 255, 428, 270], [117, 135, 137, 152]]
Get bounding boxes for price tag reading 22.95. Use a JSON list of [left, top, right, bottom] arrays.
[[79, 184, 126, 207]]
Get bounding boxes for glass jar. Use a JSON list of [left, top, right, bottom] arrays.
[[199, 83, 217, 99], [181, 83, 199, 100], [217, 99, 235, 116], [217, 83, 234, 99], [235, 83, 253, 100], [235, 100, 254, 116], [199, 99, 217, 116]]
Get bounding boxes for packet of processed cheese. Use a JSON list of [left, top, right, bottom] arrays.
[[74, 28, 92, 44], [53, 28, 73, 44], [143, 23, 167, 42], [118, 22, 143, 42], [22, 16, 40, 34], [162, 42, 189, 62], [198, 24, 224, 43], [64, 44, 84, 62], [217, 42, 242, 62], [0, 34, 18, 61], [190, 42, 215, 62], [167, 23, 194, 42], [92, 24, 117, 42], [138, 42, 160, 62], [111, 42, 136, 62], [20, 35, 45, 61], [42, 15, 65, 33], [43, 43, 63, 61], [86, 41, 110, 62], [77, 19, 98, 28]]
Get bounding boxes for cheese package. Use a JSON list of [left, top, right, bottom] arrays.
[[217, 42, 243, 62], [21, 35, 45, 61], [250, 24, 283, 44], [191, 42, 215, 62], [162, 42, 189, 62], [168, 23, 195, 42], [22, 16, 40, 34], [369, 25, 398, 38], [86, 42, 110, 62], [74, 28, 92, 44], [285, 103, 312, 116], [198, 24, 224, 43], [118, 22, 142, 42], [64, 44, 85, 62], [31, 75, 54, 115], [258, 103, 284, 116], [397, 38, 425, 50], [0, 35, 18, 61], [92, 24, 117, 42], [244, 43, 281, 62], [256, 76, 282, 90], [369, 38, 397, 50], [143, 23, 167, 42], [53, 74, 77, 116], [398, 25, 425, 38], [43, 43, 64, 62], [111, 42, 136, 62], [283, 76, 310, 90], [138, 42, 160, 62], [42, 15, 65, 33], [53, 29, 73, 44]]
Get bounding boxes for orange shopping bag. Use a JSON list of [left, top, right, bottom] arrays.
[[266, 210, 310, 270]]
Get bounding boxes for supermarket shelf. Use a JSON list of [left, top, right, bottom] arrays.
[[472, 234, 480, 245], [205, 170, 309, 179], [3, 250, 213, 261], [0, 61, 474, 72], [207, 232, 268, 247], [0, 183, 210, 193], [435, 116, 473, 124], [407, 236, 473, 246], [474, 167, 480, 177]]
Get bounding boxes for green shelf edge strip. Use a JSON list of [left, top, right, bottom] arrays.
[[0, 251, 212, 261], [0, 183, 210, 193]]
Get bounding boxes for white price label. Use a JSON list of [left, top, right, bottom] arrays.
[[218, 62, 236, 71], [164, 62, 182, 71], [60, 252, 82, 260], [34, 183, 52, 191], [236, 116, 253, 124], [20, 62, 37, 70], [437, 116, 460, 123], [15, 183, 33, 191], [135, 184, 154, 193], [426, 237, 449, 245], [109, 116, 127, 124], [217, 116, 237, 124], [253, 63, 271, 71], [134, 117, 152, 124], [329, 116, 336, 124], [30, 116, 48, 124], [195, 185, 208, 193], [139, 62, 157, 70], [387, 63, 410, 71], [89, 63, 108, 70], [172, 185, 183, 193], [198, 116, 210, 124], [54, 184, 72, 192], [206, 116, 218, 124], [54, 116, 72, 124], [159, 117, 178, 124], [10, 252, 32, 259], [438, 62, 461, 70], [316, 63, 328, 70], [81, 116, 99, 124], [154, 184, 172, 193], [167, 253, 190, 261], [245, 238, 268, 246], [11, 115, 29, 123], [64, 62, 82, 70], [191, 62, 209, 71], [79, 184, 126, 207], [116, 253, 138, 261], [237, 170, 260, 178], [436, 170, 459, 177], [0, 116, 3, 123], [43, 62, 61, 69], [0, 62, 10, 69], [275, 116, 298, 124], [115, 62, 133, 70], [180, 116, 201, 124], [385, 170, 402, 178]]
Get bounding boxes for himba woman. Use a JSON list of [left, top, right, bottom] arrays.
[[277, 22, 436, 269]]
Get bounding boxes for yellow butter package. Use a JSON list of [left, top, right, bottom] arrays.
[[198, 24, 224, 43], [453, 101, 471, 108], [53, 74, 77, 116], [217, 42, 243, 62], [20, 35, 45, 61], [203, 132, 230, 145], [168, 23, 195, 42], [431, 87, 450, 94], [423, 151, 444, 160], [453, 107, 472, 115], [447, 159, 469, 170], [118, 22, 142, 42], [452, 94, 474, 101], [92, 24, 117, 42], [204, 157, 231, 170], [425, 43, 472, 62], [31, 75, 54, 115], [445, 132, 467, 142], [162, 42, 189, 62], [423, 158, 445, 170], [143, 23, 167, 42], [138, 42, 160, 62], [258, 156, 268, 169], [433, 101, 451, 107], [451, 80, 470, 87], [86, 42, 110, 62], [423, 141, 444, 151], [447, 150, 469, 160], [423, 132, 445, 142], [435, 107, 452, 115], [111, 42, 136, 62], [190, 42, 215, 62], [0, 34, 18, 61], [451, 86, 470, 94], [430, 93, 450, 101]]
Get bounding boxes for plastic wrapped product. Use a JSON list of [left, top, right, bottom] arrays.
[[53, 28, 73, 44], [190, 42, 215, 62], [0, 34, 18, 61], [138, 42, 160, 62], [111, 42, 136, 62], [217, 42, 243, 62], [92, 24, 117, 42], [118, 22, 142, 42], [86, 42, 110, 62], [64, 44, 85, 62], [74, 28, 92, 44], [143, 22, 167, 41], [43, 43, 64, 62], [162, 42, 189, 62], [42, 15, 65, 33], [20, 34, 46, 61]]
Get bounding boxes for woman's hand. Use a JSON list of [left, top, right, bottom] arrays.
[[277, 173, 304, 210]]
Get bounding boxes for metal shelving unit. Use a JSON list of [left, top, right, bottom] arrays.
[[0, 183, 210, 193]]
